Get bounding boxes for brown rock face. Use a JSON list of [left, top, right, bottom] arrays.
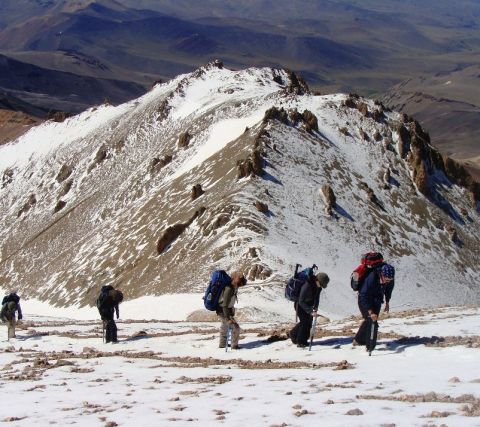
[[357, 102, 369, 117], [150, 154, 173, 174], [157, 224, 188, 254], [2, 168, 14, 188], [396, 125, 411, 159], [18, 194, 37, 217], [247, 264, 272, 281], [413, 161, 430, 196], [178, 131, 191, 149], [284, 69, 310, 95], [56, 164, 73, 183], [47, 111, 71, 123], [191, 184, 204, 200], [321, 185, 336, 209], [254, 201, 269, 214], [302, 110, 319, 133], [157, 208, 206, 254], [263, 107, 289, 125], [54, 200, 67, 214]]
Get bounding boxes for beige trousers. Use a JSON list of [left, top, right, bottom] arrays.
[[7, 317, 16, 339], [219, 317, 240, 348]]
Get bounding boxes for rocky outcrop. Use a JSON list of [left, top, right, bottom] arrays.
[[263, 107, 289, 125], [396, 117, 479, 208], [302, 110, 319, 133], [247, 264, 272, 281], [150, 154, 173, 174], [2, 168, 14, 188], [320, 185, 336, 215], [54, 200, 67, 213], [59, 180, 73, 197], [157, 208, 206, 255], [178, 131, 191, 149], [284, 69, 310, 95], [254, 201, 269, 214], [17, 194, 37, 217], [46, 111, 71, 123], [56, 164, 73, 183], [88, 145, 109, 172], [237, 148, 264, 178], [191, 184, 204, 200]]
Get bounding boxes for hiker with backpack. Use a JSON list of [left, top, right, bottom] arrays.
[[217, 271, 247, 350], [0, 292, 22, 340], [353, 263, 395, 351], [287, 268, 330, 348], [203, 269, 247, 350], [96, 285, 123, 343]]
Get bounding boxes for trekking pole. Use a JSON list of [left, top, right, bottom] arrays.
[[308, 317, 318, 351], [368, 320, 376, 356], [225, 326, 232, 353], [294, 264, 302, 323], [102, 320, 105, 343]]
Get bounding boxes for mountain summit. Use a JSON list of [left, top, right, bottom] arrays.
[[0, 62, 478, 318]]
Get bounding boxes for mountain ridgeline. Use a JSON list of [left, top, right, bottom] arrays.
[[0, 63, 478, 318]]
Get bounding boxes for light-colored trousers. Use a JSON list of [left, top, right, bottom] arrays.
[[219, 317, 240, 348], [7, 317, 16, 339]]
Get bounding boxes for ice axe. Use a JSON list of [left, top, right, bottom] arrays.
[[225, 326, 232, 353], [308, 316, 318, 351], [368, 319, 377, 356]]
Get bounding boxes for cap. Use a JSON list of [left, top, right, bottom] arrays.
[[381, 264, 395, 279], [315, 272, 330, 288]]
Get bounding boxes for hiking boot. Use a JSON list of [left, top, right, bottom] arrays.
[[232, 345, 241, 350], [352, 339, 360, 347], [218, 345, 226, 349], [287, 331, 297, 344], [297, 343, 308, 348]]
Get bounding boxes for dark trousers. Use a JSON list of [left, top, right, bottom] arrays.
[[290, 304, 312, 345], [103, 318, 118, 343], [355, 303, 380, 345]]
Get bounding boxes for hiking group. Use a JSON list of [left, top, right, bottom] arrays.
[[202, 251, 395, 353], [2, 251, 395, 355]]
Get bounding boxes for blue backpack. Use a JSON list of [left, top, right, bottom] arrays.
[[285, 266, 316, 302], [203, 270, 231, 311]]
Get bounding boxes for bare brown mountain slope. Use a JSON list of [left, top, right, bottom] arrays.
[[0, 110, 41, 145]]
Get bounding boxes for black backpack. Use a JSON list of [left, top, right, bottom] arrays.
[[96, 285, 114, 311], [2, 293, 20, 306], [1, 293, 19, 322], [284, 264, 317, 302]]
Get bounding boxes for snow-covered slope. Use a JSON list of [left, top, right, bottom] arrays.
[[1, 306, 479, 426], [0, 61, 479, 319]]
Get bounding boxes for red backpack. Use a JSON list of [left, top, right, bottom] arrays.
[[350, 252, 383, 291]]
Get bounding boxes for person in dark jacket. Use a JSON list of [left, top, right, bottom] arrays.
[[289, 272, 330, 348], [353, 264, 395, 349], [216, 271, 246, 349], [0, 292, 22, 340], [97, 285, 123, 343]]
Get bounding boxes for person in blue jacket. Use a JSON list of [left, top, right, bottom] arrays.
[[353, 264, 395, 348]]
